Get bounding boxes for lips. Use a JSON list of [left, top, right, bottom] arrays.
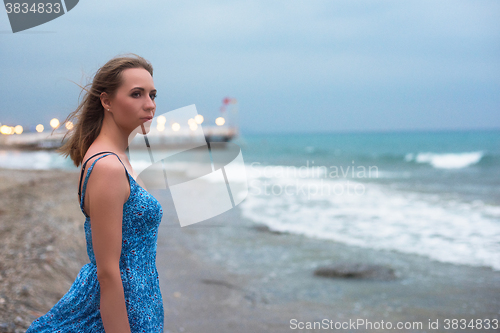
[[142, 117, 153, 122]]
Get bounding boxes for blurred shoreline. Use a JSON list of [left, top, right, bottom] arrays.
[[1, 168, 499, 332]]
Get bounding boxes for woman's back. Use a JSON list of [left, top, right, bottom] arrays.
[[27, 152, 164, 332]]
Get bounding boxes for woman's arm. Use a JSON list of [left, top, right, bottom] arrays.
[[87, 157, 131, 333]]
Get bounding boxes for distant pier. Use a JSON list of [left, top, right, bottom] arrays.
[[0, 126, 238, 151]]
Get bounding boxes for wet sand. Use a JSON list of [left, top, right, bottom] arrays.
[[0, 168, 499, 333]]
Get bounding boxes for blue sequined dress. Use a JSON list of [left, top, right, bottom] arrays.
[[27, 151, 164, 332]]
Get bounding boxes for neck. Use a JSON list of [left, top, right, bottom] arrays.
[[94, 112, 134, 154]]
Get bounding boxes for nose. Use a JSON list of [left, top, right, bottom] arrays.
[[145, 95, 155, 111]]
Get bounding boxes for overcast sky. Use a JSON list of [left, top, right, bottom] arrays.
[[1, 0, 499, 134]]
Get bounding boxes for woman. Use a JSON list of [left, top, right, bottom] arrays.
[[26, 54, 164, 332]]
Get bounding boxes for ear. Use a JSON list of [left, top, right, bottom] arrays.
[[100, 92, 112, 111]]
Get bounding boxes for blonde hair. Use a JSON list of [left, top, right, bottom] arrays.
[[56, 53, 153, 166]]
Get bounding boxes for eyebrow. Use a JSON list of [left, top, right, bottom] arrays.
[[129, 87, 157, 93]]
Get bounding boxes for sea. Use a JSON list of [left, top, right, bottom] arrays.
[[1, 129, 499, 271]]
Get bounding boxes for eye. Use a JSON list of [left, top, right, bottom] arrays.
[[131, 91, 141, 98], [150, 93, 157, 101]]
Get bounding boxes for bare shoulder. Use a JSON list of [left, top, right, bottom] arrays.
[[90, 155, 125, 176], [87, 155, 130, 203]]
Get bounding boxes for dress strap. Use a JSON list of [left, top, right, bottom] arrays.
[[78, 151, 115, 198], [78, 151, 131, 217]]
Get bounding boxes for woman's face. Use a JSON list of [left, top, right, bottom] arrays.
[[108, 67, 157, 134]]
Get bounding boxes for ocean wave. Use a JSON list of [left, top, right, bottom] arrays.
[[405, 151, 484, 169], [240, 175, 500, 271]]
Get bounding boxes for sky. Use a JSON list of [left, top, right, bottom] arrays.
[[0, 0, 499, 134]]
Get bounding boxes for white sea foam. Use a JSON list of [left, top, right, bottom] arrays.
[[0, 150, 73, 170], [405, 151, 484, 169], [240, 163, 500, 271]]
